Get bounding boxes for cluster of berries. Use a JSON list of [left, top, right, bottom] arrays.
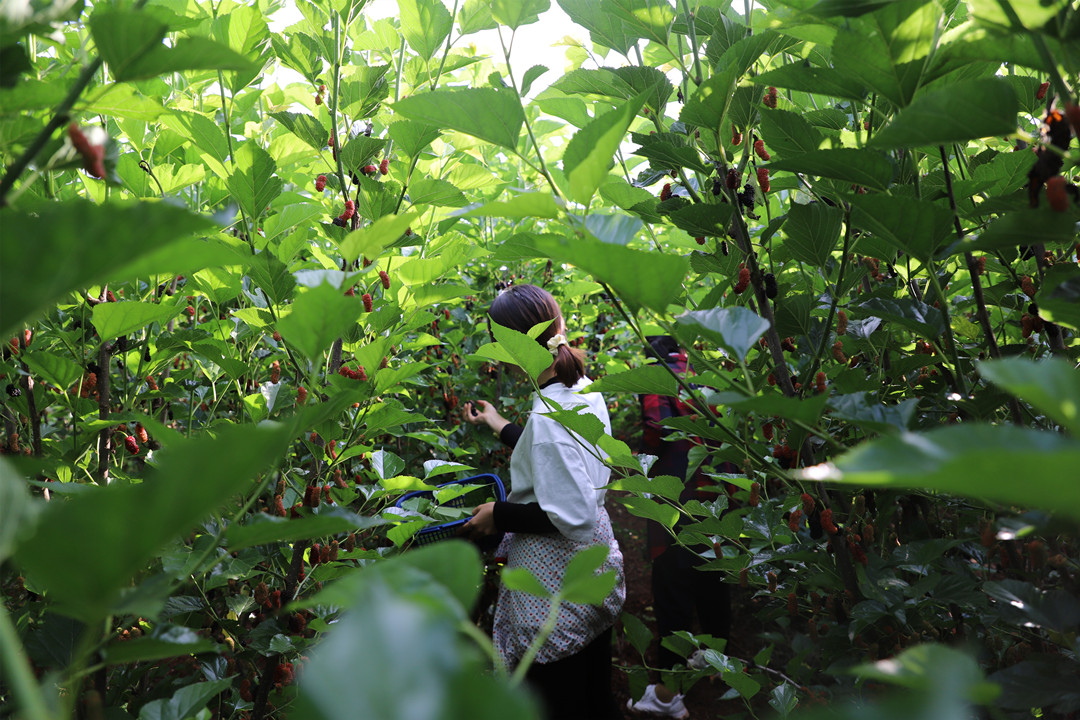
[[733, 263, 750, 294], [314, 83, 326, 105], [338, 364, 367, 381], [762, 86, 778, 109], [361, 158, 390, 176], [332, 200, 355, 227], [753, 139, 770, 161]]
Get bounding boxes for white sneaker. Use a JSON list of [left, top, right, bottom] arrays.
[[627, 684, 689, 719]]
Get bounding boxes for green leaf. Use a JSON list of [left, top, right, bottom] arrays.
[[754, 64, 868, 101], [610, 66, 673, 114], [123, 36, 257, 82], [564, 94, 648, 204], [408, 177, 468, 207], [848, 644, 999, 704], [849, 194, 954, 262], [831, 7, 933, 108], [767, 149, 895, 191], [856, 297, 944, 337], [582, 212, 643, 245], [552, 68, 634, 99], [720, 391, 831, 426], [105, 635, 219, 666], [607, 474, 685, 502], [486, 322, 553, 381], [225, 143, 282, 222], [800, 425, 1080, 522], [1037, 266, 1080, 332], [632, 140, 712, 175], [0, 459, 32, 564], [271, 112, 328, 151], [0, 201, 214, 340], [556, 0, 634, 54], [226, 513, 385, 552], [399, 0, 453, 60], [680, 64, 739, 133], [677, 307, 771, 360], [91, 302, 183, 343], [491, 0, 550, 29], [561, 544, 617, 605], [585, 365, 676, 395], [665, 203, 735, 239], [245, 251, 296, 306], [501, 567, 552, 597], [294, 563, 540, 720], [968, 0, 1070, 31], [88, 10, 169, 81], [960, 208, 1078, 254], [871, 78, 1019, 148], [271, 32, 321, 83], [137, 679, 232, 720], [758, 109, 825, 156], [979, 358, 1080, 436], [393, 88, 524, 151], [828, 393, 918, 432], [530, 234, 688, 314], [617, 495, 679, 529], [388, 120, 441, 159], [462, 193, 562, 219], [20, 351, 84, 389], [339, 135, 387, 174], [600, 0, 674, 46], [12, 423, 293, 621], [278, 283, 364, 362], [162, 112, 228, 165], [622, 612, 653, 656], [520, 65, 549, 96], [782, 202, 843, 267], [339, 211, 420, 264]]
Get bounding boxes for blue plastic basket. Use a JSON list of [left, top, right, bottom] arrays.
[[394, 473, 506, 545]]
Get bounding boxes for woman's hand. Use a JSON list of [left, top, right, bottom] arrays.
[[461, 400, 509, 435], [460, 502, 497, 538]]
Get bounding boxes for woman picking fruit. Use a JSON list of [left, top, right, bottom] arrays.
[[461, 284, 625, 720]]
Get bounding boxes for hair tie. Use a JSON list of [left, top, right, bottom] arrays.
[[546, 333, 568, 356]]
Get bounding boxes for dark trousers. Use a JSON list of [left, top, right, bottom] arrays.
[[525, 625, 620, 720], [652, 544, 732, 669]]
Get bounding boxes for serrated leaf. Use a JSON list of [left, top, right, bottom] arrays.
[[979, 358, 1080, 436], [92, 302, 184, 343], [388, 120, 441, 159], [0, 201, 213, 340], [782, 202, 843, 267], [399, 0, 453, 60], [564, 94, 648, 204], [800, 425, 1080, 522], [271, 112, 327, 150], [277, 283, 364, 362], [585, 365, 676, 395], [677, 307, 771, 360], [529, 234, 688, 313], [871, 78, 1019, 148], [767, 149, 895, 191], [225, 143, 282, 222], [393, 88, 524, 151]]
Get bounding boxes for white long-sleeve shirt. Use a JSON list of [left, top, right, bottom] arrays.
[[506, 377, 612, 543]]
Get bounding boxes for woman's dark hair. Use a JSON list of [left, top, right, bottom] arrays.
[[489, 284, 585, 387]]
